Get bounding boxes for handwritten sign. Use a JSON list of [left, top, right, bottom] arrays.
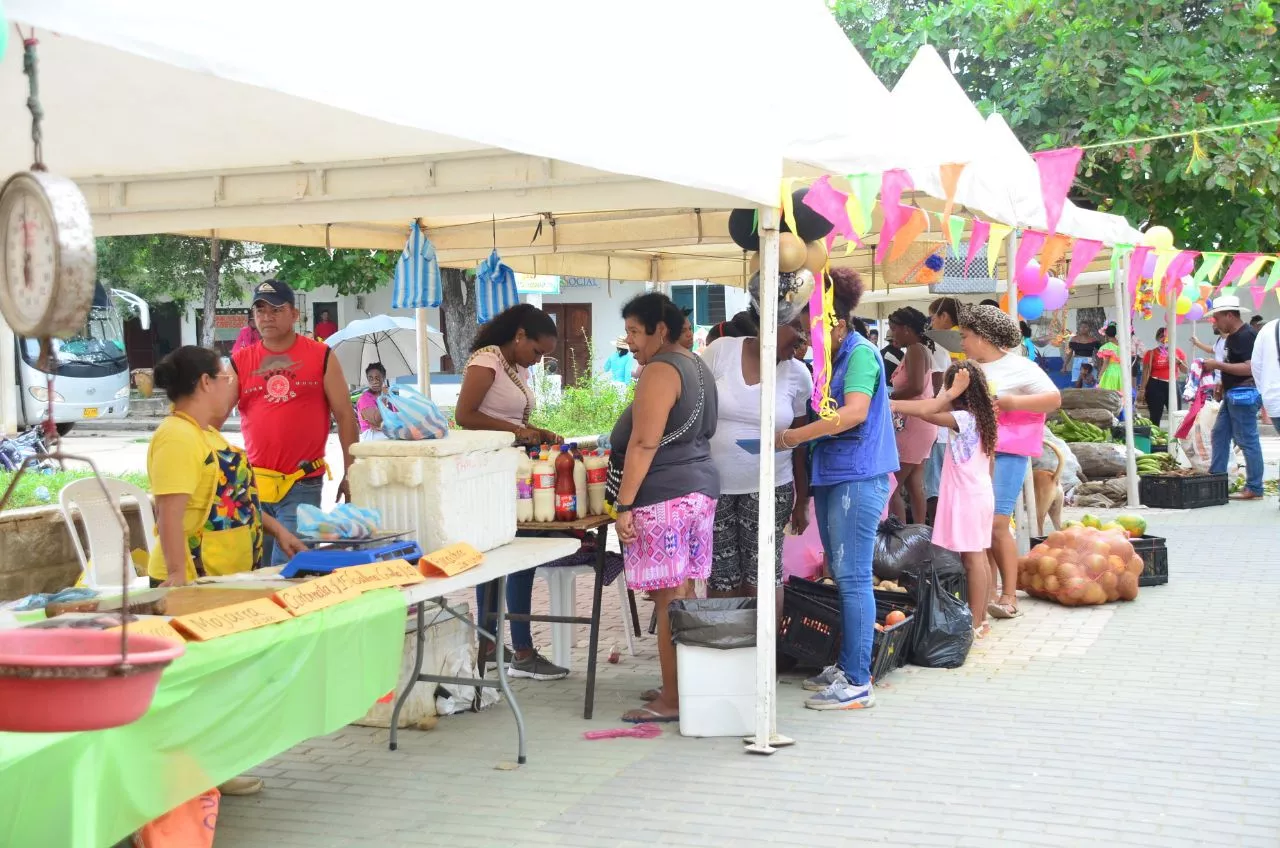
[[273, 575, 361, 617], [108, 617, 186, 643], [338, 560, 426, 591], [172, 598, 292, 641], [419, 543, 484, 578]]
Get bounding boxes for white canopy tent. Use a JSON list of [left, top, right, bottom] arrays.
[[5, 0, 931, 753]]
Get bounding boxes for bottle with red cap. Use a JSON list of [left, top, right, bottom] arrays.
[[554, 444, 577, 521]]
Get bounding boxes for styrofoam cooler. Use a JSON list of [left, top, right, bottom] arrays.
[[348, 431, 519, 554], [676, 645, 758, 737]]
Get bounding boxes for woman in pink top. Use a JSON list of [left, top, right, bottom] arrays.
[[355, 362, 390, 442], [886, 307, 937, 525], [230, 312, 260, 354]]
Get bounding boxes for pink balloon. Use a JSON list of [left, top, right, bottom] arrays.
[[1018, 259, 1048, 295], [1040, 275, 1069, 310]]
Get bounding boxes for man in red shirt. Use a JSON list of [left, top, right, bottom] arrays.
[[233, 279, 359, 564], [314, 309, 339, 342]]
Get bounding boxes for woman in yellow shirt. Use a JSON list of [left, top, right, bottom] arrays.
[[148, 346, 306, 587]]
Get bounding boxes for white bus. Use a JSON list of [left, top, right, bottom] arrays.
[[15, 283, 148, 433]]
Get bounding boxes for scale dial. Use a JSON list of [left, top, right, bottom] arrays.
[[0, 171, 96, 338]]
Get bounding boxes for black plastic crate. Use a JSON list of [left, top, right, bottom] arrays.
[[1139, 473, 1228, 509], [779, 578, 916, 680], [1031, 534, 1169, 588]]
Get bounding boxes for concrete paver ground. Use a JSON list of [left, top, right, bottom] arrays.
[[209, 494, 1279, 848]]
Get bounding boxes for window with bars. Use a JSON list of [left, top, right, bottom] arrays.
[[669, 284, 727, 325]]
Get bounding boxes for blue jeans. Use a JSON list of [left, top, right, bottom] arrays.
[[476, 570, 535, 651], [1210, 391, 1264, 495], [262, 477, 324, 566], [814, 475, 890, 686]]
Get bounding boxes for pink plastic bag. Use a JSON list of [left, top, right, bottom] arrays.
[[783, 500, 823, 583], [996, 411, 1047, 457]]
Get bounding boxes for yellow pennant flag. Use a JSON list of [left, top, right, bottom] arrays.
[[1151, 248, 1178, 287], [987, 224, 1013, 278], [1238, 254, 1270, 288], [780, 178, 799, 242]]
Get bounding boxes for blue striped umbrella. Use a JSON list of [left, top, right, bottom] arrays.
[[392, 221, 441, 309], [474, 249, 520, 323]]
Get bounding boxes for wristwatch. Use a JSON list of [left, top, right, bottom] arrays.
[[614, 502, 634, 514]]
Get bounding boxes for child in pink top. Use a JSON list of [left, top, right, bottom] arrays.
[[891, 362, 999, 637]]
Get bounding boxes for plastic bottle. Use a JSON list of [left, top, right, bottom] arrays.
[[532, 446, 556, 522], [515, 450, 534, 522], [554, 444, 577, 521], [585, 449, 608, 516], [571, 444, 588, 519]]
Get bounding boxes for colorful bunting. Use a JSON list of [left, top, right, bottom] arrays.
[[987, 224, 1013, 278], [1237, 254, 1270, 288], [1191, 252, 1226, 287], [1109, 244, 1133, 289], [1031, 147, 1083, 235], [802, 176, 854, 244], [1166, 250, 1199, 293], [1013, 229, 1048, 287], [845, 172, 880, 237], [875, 170, 915, 263], [966, 220, 991, 275], [779, 177, 800, 243], [1039, 233, 1072, 274], [1218, 253, 1261, 291], [939, 162, 966, 222], [1264, 257, 1280, 292], [888, 208, 929, 262], [1065, 238, 1104, 289], [944, 214, 965, 254], [1128, 246, 1154, 299], [1250, 286, 1268, 311]]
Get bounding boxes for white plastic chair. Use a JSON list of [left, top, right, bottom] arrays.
[[535, 565, 637, 669], [59, 477, 155, 594]]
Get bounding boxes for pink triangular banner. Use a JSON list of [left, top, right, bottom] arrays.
[[1031, 147, 1083, 235], [1064, 238, 1103, 288], [1251, 286, 1267, 310], [1164, 250, 1199, 297], [1013, 229, 1048, 288], [875, 169, 915, 263], [965, 220, 991, 275], [802, 175, 854, 241], [1218, 253, 1261, 291]]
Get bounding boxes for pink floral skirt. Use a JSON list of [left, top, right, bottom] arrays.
[[622, 492, 716, 591]]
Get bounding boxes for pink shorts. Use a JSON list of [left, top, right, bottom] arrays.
[[622, 492, 716, 591]]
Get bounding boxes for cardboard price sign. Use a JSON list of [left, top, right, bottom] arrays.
[[172, 598, 293, 641], [107, 617, 186, 643], [337, 559, 426, 591], [419, 543, 484, 578], [273, 575, 361, 616]]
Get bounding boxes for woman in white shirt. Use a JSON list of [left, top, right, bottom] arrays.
[[701, 316, 813, 614]]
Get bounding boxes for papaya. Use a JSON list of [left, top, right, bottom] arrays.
[[1081, 514, 1102, 529], [1114, 514, 1147, 538]]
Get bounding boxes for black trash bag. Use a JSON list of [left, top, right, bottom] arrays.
[[873, 517, 934, 581], [909, 562, 973, 668], [668, 598, 757, 650]]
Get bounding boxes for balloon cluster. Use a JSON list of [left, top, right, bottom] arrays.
[[729, 187, 835, 322], [1137, 225, 1206, 323], [1014, 259, 1068, 321]]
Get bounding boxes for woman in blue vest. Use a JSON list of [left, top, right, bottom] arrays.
[[774, 268, 898, 711]]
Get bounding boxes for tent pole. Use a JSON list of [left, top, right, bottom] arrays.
[[746, 205, 783, 756], [0, 315, 15, 434], [1006, 232, 1035, 552], [1165, 276, 1178, 462], [416, 307, 432, 399], [1114, 258, 1139, 506]]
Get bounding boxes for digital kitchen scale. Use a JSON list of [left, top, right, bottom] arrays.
[[280, 532, 422, 578]]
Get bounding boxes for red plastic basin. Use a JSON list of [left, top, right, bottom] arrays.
[[0, 629, 186, 733]]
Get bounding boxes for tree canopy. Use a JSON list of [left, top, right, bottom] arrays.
[[836, 0, 1280, 251], [260, 245, 396, 295]]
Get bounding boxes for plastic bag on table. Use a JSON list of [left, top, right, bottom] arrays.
[[132, 788, 219, 848], [377, 385, 449, 441], [872, 517, 933, 581], [909, 562, 973, 668], [1018, 525, 1141, 606], [296, 504, 383, 540]]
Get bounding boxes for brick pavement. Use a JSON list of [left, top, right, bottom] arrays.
[[217, 499, 1280, 847]]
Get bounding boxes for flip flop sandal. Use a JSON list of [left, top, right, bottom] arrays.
[[639, 688, 662, 702], [622, 706, 679, 724], [987, 601, 1021, 620], [973, 622, 991, 639]]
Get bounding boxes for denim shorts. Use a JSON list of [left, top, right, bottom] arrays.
[[923, 440, 947, 500], [992, 453, 1030, 516]]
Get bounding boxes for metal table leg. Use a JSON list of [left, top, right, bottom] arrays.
[[583, 526, 607, 720], [389, 601, 426, 751], [627, 590, 642, 638], [494, 573, 527, 764]]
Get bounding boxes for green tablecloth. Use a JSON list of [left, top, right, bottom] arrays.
[[0, 588, 406, 848]]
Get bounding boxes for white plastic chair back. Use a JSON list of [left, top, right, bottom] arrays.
[[58, 477, 155, 593]]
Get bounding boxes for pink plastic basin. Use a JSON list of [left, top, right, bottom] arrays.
[[0, 629, 185, 733]]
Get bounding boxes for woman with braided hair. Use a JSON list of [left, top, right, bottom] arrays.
[[886, 306, 937, 524], [959, 305, 1061, 621], [892, 361, 998, 637]]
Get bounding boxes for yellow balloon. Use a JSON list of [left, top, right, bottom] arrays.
[[1142, 225, 1174, 250], [803, 239, 829, 275], [778, 232, 807, 273], [1175, 295, 1192, 316]]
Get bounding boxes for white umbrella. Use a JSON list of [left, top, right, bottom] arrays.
[[325, 315, 444, 385]]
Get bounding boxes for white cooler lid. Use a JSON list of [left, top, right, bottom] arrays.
[[350, 429, 515, 458]]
